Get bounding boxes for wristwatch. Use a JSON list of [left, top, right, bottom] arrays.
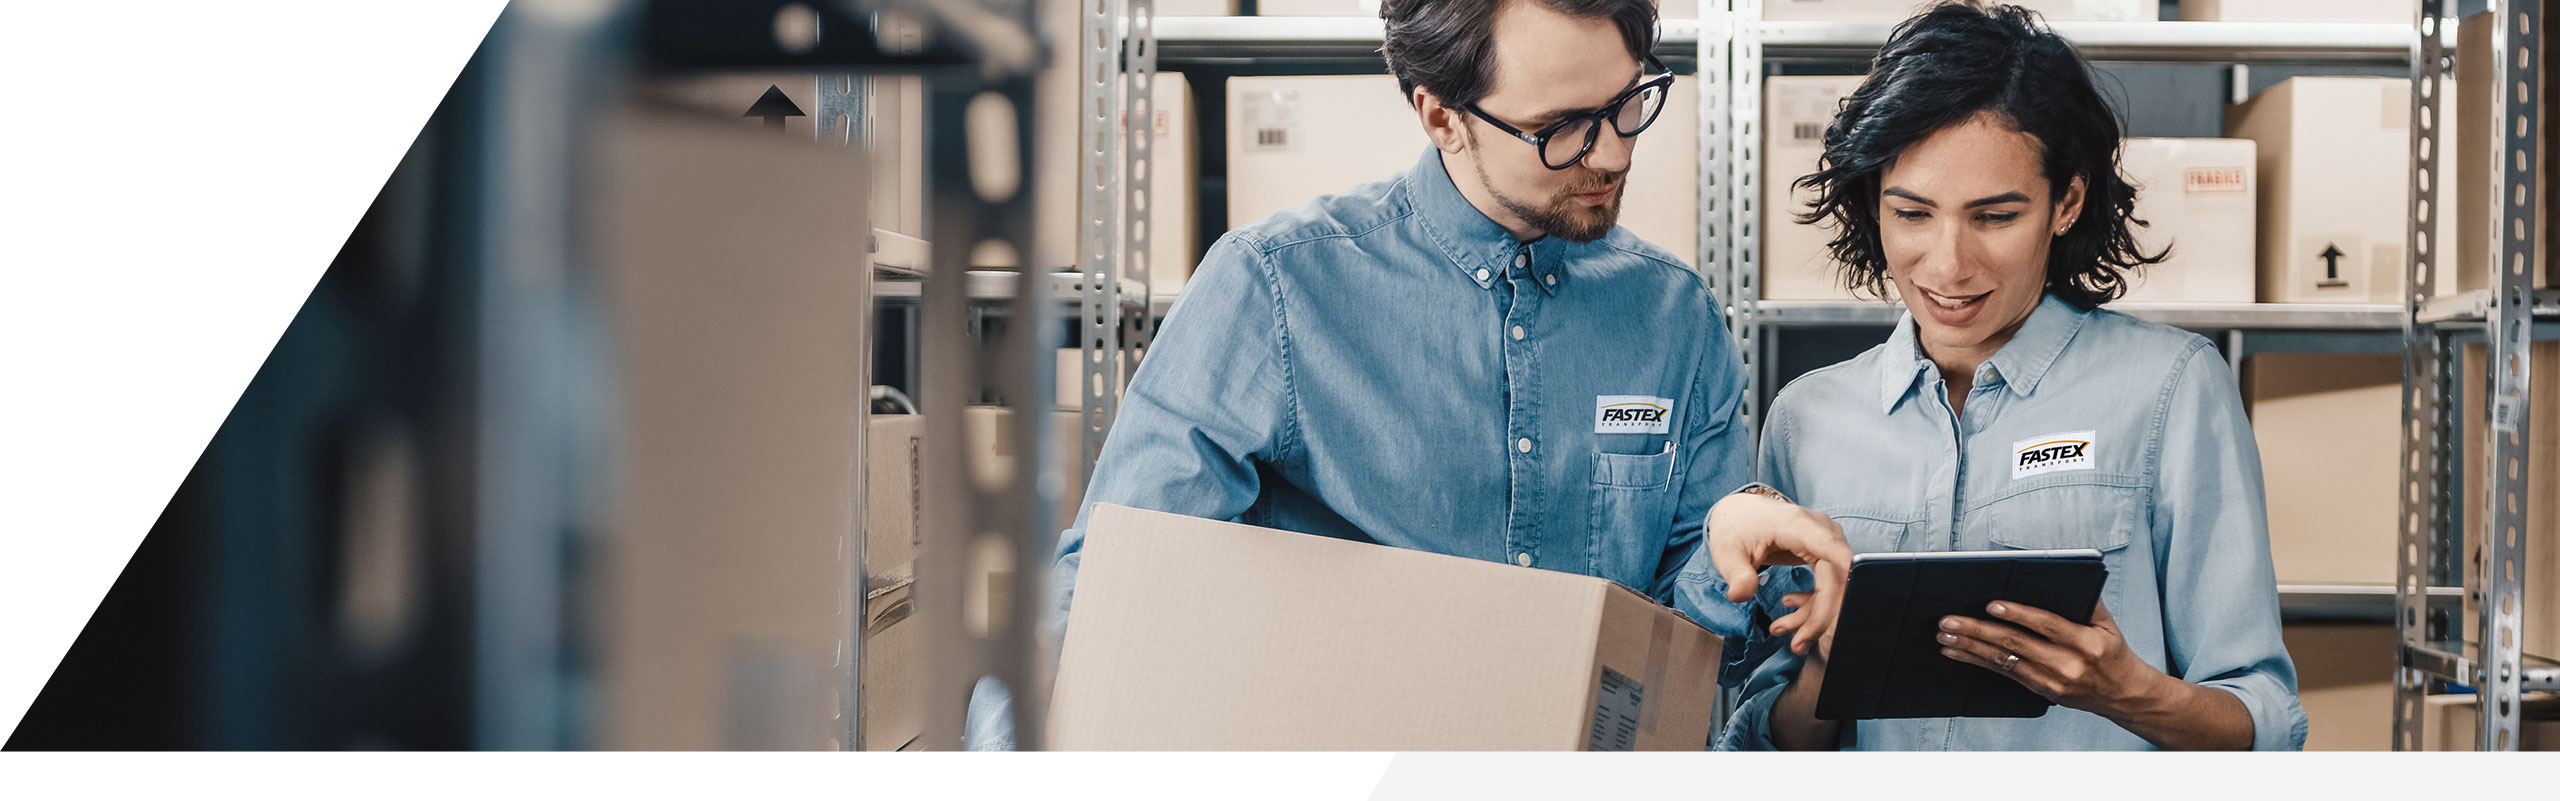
[[1732, 482, 1791, 504]]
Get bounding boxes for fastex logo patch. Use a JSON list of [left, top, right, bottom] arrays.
[[1595, 395, 1675, 435], [2012, 430, 2096, 479]]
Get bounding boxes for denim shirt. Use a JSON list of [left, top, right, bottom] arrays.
[[1048, 144, 1771, 646], [1715, 294, 2308, 751]]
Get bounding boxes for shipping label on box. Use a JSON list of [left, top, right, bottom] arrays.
[[1051, 504, 1722, 750], [865, 414, 927, 584]]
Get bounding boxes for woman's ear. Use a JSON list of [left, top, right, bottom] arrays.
[[2053, 174, 2088, 235]]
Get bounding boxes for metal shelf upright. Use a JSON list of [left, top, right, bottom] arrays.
[[2394, 0, 2560, 752]]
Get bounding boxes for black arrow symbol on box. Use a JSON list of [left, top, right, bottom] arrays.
[[745, 85, 805, 131], [2318, 244, 2345, 280]]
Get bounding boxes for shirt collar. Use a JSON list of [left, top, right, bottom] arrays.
[[1404, 145, 1570, 295], [1878, 292, 2092, 412]]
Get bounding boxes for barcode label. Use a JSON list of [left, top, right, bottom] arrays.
[[1241, 89, 1299, 153], [1792, 122, 1823, 143], [2495, 394, 2523, 435], [1587, 667, 1645, 752]]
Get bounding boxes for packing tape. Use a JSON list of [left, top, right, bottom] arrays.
[[1640, 611, 1672, 736]]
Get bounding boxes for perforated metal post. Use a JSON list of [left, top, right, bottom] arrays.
[[2394, 0, 2453, 752], [1731, 0, 1765, 442], [1121, 0, 1157, 425], [1081, 0, 1127, 480], [2479, 0, 2541, 753], [915, 0, 1052, 752]]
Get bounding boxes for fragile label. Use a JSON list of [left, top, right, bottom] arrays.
[[1587, 667, 1644, 752], [2184, 166, 2248, 195], [2012, 430, 2096, 480], [1595, 395, 1675, 435]]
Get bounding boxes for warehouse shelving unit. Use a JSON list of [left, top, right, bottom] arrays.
[[2394, 0, 2559, 751], [1135, 3, 2501, 748]]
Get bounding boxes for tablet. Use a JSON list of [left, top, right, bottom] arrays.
[[1812, 549, 2107, 721]]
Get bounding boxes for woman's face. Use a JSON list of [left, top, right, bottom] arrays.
[[1875, 112, 2084, 371]]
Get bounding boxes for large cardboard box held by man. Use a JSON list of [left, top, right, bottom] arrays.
[[1050, 504, 1724, 750]]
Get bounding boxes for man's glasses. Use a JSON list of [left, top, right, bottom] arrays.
[[1458, 59, 1675, 171]]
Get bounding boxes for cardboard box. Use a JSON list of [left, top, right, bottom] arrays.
[[2459, 342, 2560, 662], [1259, 0, 1699, 16], [2227, 77, 2456, 303], [964, 406, 1095, 539], [2419, 692, 2560, 751], [865, 414, 926, 585], [1762, 75, 1866, 300], [861, 580, 921, 751], [1139, 72, 1200, 299], [1050, 503, 1724, 750], [1158, 0, 1243, 14], [2454, 11, 2557, 295], [2119, 137, 2257, 303], [1764, 0, 2155, 22], [867, 75, 927, 242], [2243, 353, 2402, 586], [2285, 622, 2397, 751], [2182, 0, 2411, 23], [1226, 74, 1432, 228], [1227, 73, 1699, 267], [592, 107, 867, 750]]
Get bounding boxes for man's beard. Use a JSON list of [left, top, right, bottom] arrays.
[[1467, 141, 1626, 243]]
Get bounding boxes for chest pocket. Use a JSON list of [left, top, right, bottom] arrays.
[[1976, 477, 2144, 613], [1588, 449, 1677, 593], [1826, 508, 1920, 555]]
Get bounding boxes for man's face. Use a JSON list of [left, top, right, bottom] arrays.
[[1459, 1, 1644, 242]]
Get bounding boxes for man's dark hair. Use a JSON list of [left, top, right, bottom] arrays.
[[1379, 0, 1660, 109], [1796, 1, 2164, 309]]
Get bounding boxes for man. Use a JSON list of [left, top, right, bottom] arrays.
[[967, 0, 1851, 749]]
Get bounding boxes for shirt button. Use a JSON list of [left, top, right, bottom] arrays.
[[1517, 437, 1533, 453], [1474, 268, 1490, 282], [1514, 254, 1529, 268], [1515, 553, 1534, 567], [1544, 274, 1557, 286], [1511, 325, 1526, 341]]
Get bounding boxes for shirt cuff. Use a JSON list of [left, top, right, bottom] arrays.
[[1673, 562, 1814, 687], [1713, 645, 1807, 751], [2197, 671, 2309, 751]]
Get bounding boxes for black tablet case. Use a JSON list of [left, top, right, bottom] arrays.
[[1813, 552, 2107, 721]]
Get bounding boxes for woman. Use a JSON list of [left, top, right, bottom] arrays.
[[1716, 2, 2306, 751]]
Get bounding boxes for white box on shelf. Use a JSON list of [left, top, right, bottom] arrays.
[[2118, 137, 2257, 304], [2181, 0, 2411, 23], [2225, 76, 2455, 304], [1761, 75, 1866, 301]]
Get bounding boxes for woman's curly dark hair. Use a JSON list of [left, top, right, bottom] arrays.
[[1794, 1, 2164, 309]]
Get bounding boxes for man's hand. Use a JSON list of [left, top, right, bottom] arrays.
[[1705, 491, 1854, 654]]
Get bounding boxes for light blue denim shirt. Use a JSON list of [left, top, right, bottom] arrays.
[[1049, 144, 1769, 627], [1714, 294, 2307, 751]]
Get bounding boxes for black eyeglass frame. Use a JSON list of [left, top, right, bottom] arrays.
[[1456, 57, 1677, 171]]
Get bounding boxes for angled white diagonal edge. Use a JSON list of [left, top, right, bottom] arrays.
[[0, 0, 507, 740]]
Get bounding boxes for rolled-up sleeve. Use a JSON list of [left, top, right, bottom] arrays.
[[2155, 343, 2308, 751], [1046, 232, 1299, 634]]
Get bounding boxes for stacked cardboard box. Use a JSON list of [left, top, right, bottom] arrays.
[[1762, 0, 2156, 21], [2226, 76, 2457, 303], [2459, 343, 2560, 663], [1050, 504, 1723, 750], [2454, 10, 2559, 295], [2284, 623, 2396, 751], [593, 108, 868, 750], [2243, 353, 2403, 586], [1227, 73, 1702, 268], [1259, 0, 1700, 16], [1760, 75, 1866, 300], [2182, 0, 2412, 23], [2118, 137, 2259, 303]]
